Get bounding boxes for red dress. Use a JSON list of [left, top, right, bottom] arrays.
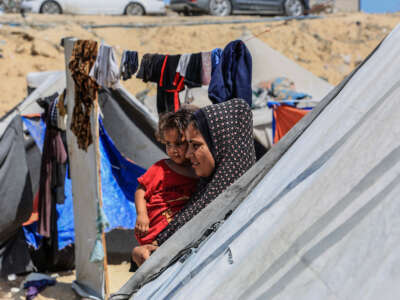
[[136, 159, 198, 245]]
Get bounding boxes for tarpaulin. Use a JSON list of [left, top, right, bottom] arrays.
[[0, 116, 34, 276], [272, 104, 312, 144], [23, 117, 146, 250]]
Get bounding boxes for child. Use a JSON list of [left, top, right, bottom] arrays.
[[134, 107, 198, 245]]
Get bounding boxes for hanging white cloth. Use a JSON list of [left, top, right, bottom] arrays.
[[90, 43, 121, 89], [176, 53, 191, 77]]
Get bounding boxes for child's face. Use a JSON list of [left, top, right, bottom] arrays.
[[164, 128, 189, 165]]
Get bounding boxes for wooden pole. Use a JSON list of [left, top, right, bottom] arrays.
[[93, 95, 110, 299], [64, 37, 109, 300]]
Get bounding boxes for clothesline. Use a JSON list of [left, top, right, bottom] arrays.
[[243, 28, 272, 42], [87, 39, 253, 115]]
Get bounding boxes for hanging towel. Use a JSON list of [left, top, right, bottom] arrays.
[[176, 53, 191, 77], [89, 43, 120, 89]]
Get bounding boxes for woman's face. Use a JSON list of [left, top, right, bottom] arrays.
[[185, 123, 215, 178], [164, 128, 188, 165]]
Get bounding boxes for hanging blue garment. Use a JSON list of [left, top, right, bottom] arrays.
[[211, 48, 222, 71], [208, 40, 252, 106]]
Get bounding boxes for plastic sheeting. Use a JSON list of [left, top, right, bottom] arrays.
[[123, 24, 400, 300], [0, 116, 34, 276], [23, 119, 146, 250], [271, 104, 312, 144]]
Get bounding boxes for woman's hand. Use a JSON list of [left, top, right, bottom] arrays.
[[135, 213, 150, 237], [131, 244, 158, 266]]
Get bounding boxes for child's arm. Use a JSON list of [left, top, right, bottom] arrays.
[[134, 185, 150, 237]]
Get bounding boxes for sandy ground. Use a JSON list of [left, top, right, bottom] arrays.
[[1, 12, 400, 116], [0, 11, 400, 299], [0, 262, 131, 299]]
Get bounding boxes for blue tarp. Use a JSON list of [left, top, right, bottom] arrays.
[[23, 117, 146, 250]]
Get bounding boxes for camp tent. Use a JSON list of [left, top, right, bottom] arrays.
[[244, 31, 332, 148], [0, 71, 66, 277], [111, 24, 400, 300]]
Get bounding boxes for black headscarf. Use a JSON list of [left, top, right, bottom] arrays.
[[156, 99, 256, 245], [193, 109, 215, 160]]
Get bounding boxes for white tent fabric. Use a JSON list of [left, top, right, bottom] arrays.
[[245, 31, 333, 148], [130, 25, 400, 300], [244, 31, 332, 100]]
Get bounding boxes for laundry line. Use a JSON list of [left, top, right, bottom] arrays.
[[81, 15, 322, 30]]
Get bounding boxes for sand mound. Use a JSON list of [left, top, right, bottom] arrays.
[[1, 13, 400, 115]]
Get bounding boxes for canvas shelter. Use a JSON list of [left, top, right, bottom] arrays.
[[111, 24, 400, 300], [0, 71, 66, 277]]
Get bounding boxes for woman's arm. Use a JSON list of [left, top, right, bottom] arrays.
[[135, 185, 149, 236]]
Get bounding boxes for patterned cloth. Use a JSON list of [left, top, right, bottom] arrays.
[[156, 99, 256, 245], [68, 40, 98, 151]]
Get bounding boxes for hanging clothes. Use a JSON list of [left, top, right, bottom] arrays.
[[89, 43, 120, 89], [68, 40, 98, 151], [37, 94, 67, 240], [176, 53, 191, 77], [159, 54, 184, 113], [137, 54, 184, 114], [120, 50, 139, 81], [184, 52, 202, 88], [201, 51, 212, 86], [208, 40, 252, 106], [211, 48, 222, 72], [136, 53, 164, 82]]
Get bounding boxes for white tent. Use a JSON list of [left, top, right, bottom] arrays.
[[112, 24, 400, 300]]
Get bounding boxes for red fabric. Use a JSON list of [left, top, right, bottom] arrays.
[[273, 105, 309, 144], [23, 192, 39, 226], [135, 159, 198, 245], [166, 76, 185, 112], [159, 55, 168, 87]]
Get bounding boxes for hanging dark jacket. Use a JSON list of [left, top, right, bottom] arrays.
[[208, 40, 252, 106]]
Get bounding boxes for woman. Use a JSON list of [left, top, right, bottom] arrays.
[[132, 98, 256, 266]]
